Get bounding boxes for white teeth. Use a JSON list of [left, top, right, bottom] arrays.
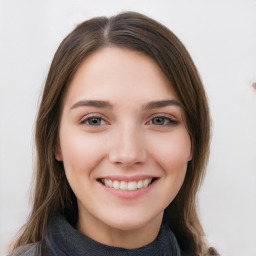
[[113, 180, 119, 189], [101, 178, 153, 191], [120, 181, 128, 190], [105, 179, 112, 187], [128, 181, 137, 190], [143, 179, 149, 187], [137, 180, 143, 189]]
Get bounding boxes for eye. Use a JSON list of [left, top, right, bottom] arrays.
[[147, 115, 178, 126], [80, 115, 108, 126]]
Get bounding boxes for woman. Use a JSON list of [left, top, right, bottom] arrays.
[[9, 12, 219, 256]]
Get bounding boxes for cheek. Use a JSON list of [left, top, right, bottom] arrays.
[[59, 128, 106, 177], [153, 131, 191, 204], [149, 129, 191, 169]]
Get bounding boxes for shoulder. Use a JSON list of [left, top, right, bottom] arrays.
[[180, 247, 220, 256], [206, 247, 220, 256], [7, 243, 40, 256]]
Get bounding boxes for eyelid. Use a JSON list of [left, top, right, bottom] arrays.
[[146, 113, 178, 125], [79, 113, 109, 125], [79, 112, 178, 126]]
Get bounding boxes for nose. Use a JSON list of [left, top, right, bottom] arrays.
[[108, 125, 147, 166]]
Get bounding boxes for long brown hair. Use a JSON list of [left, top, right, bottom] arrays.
[[11, 11, 210, 255]]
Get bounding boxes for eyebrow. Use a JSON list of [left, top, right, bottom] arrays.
[[70, 99, 181, 111], [143, 99, 181, 110], [70, 100, 113, 110]]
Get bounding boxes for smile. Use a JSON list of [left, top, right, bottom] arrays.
[[99, 178, 155, 191]]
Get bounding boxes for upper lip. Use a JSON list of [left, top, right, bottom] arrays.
[[97, 175, 158, 182]]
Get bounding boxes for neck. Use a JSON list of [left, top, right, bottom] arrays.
[[76, 208, 163, 249]]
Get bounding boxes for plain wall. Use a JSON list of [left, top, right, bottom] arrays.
[[0, 0, 256, 255]]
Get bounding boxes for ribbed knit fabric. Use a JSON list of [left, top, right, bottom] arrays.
[[42, 215, 182, 256], [9, 215, 184, 256]]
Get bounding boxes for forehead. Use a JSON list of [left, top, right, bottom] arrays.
[[63, 47, 179, 106]]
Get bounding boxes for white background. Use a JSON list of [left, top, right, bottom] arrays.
[[0, 0, 256, 255]]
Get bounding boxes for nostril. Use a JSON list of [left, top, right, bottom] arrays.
[[109, 150, 147, 166]]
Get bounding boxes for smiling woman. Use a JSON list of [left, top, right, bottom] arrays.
[[54, 47, 192, 249], [8, 12, 219, 256]]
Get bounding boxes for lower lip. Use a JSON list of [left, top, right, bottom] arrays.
[[99, 180, 157, 199]]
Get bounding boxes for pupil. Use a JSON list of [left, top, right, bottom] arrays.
[[153, 117, 164, 125], [89, 118, 100, 125]]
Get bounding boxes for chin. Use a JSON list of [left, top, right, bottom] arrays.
[[109, 220, 145, 231], [102, 211, 162, 232]]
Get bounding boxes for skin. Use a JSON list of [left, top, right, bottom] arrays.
[[55, 47, 192, 249]]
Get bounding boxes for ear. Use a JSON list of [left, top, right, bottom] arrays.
[[54, 141, 63, 161]]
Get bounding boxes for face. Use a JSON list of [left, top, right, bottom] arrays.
[[55, 47, 192, 237]]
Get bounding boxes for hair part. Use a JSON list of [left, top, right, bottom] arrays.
[[11, 12, 210, 256]]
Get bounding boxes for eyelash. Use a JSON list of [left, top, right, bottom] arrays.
[[79, 114, 178, 127], [146, 114, 178, 126], [80, 114, 108, 127]]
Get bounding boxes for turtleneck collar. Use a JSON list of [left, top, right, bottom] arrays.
[[44, 215, 182, 256]]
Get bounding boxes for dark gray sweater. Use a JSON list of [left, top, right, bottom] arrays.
[[9, 216, 184, 256]]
